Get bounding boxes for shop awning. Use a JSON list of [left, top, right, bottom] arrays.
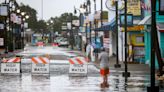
[[95, 19, 115, 31], [138, 15, 151, 25], [157, 23, 164, 32]]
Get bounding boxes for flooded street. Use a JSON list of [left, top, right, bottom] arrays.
[[0, 73, 151, 92], [0, 46, 163, 92]]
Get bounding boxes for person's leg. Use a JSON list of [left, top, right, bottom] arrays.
[[104, 69, 109, 87], [101, 76, 106, 88]]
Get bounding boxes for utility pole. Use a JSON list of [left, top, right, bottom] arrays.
[[147, 0, 159, 91], [86, 23, 88, 43], [114, 0, 121, 68], [70, 13, 74, 50], [101, 0, 103, 26], [122, 0, 130, 77], [4, 1, 8, 53]]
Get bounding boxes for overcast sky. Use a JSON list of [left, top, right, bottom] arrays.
[[12, 0, 107, 21]]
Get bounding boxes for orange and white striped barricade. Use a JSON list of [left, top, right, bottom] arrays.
[[31, 57, 50, 74], [1, 57, 21, 74], [68, 57, 88, 77], [52, 43, 58, 48], [37, 42, 44, 47]]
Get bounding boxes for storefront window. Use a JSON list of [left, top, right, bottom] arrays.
[[136, 36, 144, 43]]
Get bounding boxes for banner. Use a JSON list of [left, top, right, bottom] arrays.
[[0, 5, 8, 16], [72, 20, 79, 27], [0, 38, 4, 46], [159, 0, 164, 15], [127, 0, 141, 16], [0, 24, 4, 30]]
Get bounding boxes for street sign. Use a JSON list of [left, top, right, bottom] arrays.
[[31, 57, 50, 74], [0, 24, 4, 29], [0, 38, 4, 46], [1, 57, 21, 74], [69, 64, 87, 74], [69, 57, 88, 76], [0, 5, 8, 16], [32, 63, 49, 74], [1, 63, 20, 73]]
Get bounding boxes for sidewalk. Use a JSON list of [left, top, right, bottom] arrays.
[[0, 49, 23, 58], [73, 49, 151, 74], [94, 56, 150, 74]]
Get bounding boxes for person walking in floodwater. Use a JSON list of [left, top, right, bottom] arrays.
[[98, 48, 110, 88]]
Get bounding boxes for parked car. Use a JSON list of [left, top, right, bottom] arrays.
[[58, 38, 69, 47]]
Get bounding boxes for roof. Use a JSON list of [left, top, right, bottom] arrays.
[[138, 15, 151, 25], [95, 19, 116, 31], [157, 23, 164, 32]]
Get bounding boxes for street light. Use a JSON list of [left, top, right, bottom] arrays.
[[147, 0, 159, 92], [122, 0, 130, 77], [25, 15, 29, 19], [74, 6, 83, 50], [87, 0, 92, 44], [114, 0, 121, 68], [21, 12, 25, 16], [48, 19, 54, 43], [101, 0, 103, 26], [16, 9, 20, 13]]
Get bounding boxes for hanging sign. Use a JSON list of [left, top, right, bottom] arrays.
[[0, 5, 8, 16]]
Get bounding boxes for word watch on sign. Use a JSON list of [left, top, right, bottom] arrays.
[[31, 57, 50, 74], [69, 57, 88, 77], [1, 57, 21, 74]]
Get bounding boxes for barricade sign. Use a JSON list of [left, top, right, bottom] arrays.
[[1, 57, 21, 74], [69, 57, 88, 76], [37, 42, 44, 47], [52, 43, 58, 47], [31, 57, 49, 74]]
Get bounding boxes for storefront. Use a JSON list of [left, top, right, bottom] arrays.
[[140, 0, 164, 69], [121, 25, 145, 63]]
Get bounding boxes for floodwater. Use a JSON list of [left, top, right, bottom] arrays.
[[0, 46, 163, 92], [0, 72, 152, 92]]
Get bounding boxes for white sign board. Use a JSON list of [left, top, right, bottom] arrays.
[[69, 64, 87, 74], [67, 22, 71, 30], [0, 38, 4, 46], [24, 23, 28, 28], [1, 63, 20, 73], [32, 63, 49, 74], [72, 20, 79, 26], [0, 24, 4, 29], [0, 5, 8, 16]]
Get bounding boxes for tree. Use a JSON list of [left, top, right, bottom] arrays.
[[36, 20, 47, 33], [47, 13, 78, 33], [19, 3, 38, 31]]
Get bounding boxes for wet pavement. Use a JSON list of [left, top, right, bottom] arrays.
[[0, 46, 163, 92], [0, 73, 151, 92]]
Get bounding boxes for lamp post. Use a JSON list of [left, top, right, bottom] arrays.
[[74, 6, 84, 50], [87, 0, 92, 43], [83, 2, 89, 44], [114, 0, 121, 68], [3, 1, 8, 53], [122, 0, 130, 77], [3, 0, 16, 53], [147, 0, 159, 91], [93, 0, 98, 57], [21, 12, 25, 49], [48, 20, 54, 43], [67, 13, 74, 50], [16, 9, 22, 49], [101, 0, 103, 26]]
